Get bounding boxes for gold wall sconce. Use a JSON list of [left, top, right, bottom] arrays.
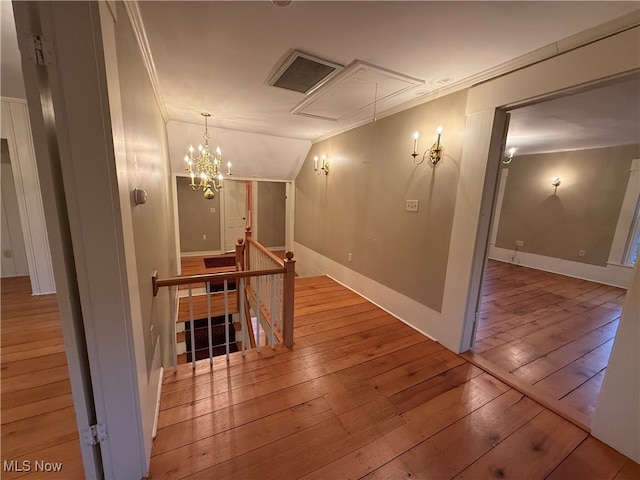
[[411, 126, 444, 165], [503, 147, 517, 164], [551, 176, 561, 193], [314, 154, 329, 175]]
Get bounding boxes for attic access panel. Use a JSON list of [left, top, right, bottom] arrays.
[[268, 50, 343, 94], [291, 61, 424, 122]]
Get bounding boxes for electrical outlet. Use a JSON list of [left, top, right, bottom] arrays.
[[209, 207, 216, 214], [579, 249, 586, 257], [348, 252, 352, 262], [202, 234, 207, 240], [515, 240, 524, 247], [406, 200, 419, 212]]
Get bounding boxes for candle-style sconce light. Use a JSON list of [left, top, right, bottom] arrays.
[[412, 126, 444, 166], [314, 154, 329, 176], [551, 176, 561, 193], [503, 147, 517, 164]]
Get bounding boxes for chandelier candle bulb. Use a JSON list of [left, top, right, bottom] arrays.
[[412, 131, 420, 157], [435, 126, 442, 148], [227, 161, 232, 175]]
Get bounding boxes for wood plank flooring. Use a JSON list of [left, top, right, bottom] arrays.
[[469, 259, 625, 429], [1, 277, 84, 479], [148, 275, 638, 480]]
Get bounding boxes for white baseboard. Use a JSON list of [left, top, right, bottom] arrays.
[[293, 242, 442, 346], [180, 250, 223, 257], [489, 245, 632, 288], [152, 366, 163, 439]]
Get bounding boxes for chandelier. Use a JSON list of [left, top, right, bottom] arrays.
[[184, 113, 231, 199]]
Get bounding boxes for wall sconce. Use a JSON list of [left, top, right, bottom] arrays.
[[412, 126, 444, 165], [551, 176, 561, 192], [503, 147, 517, 164], [314, 154, 329, 175]]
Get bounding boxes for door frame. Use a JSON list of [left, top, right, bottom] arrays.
[[452, 28, 640, 352]]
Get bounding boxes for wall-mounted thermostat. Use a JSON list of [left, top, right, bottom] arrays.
[[133, 188, 147, 205]]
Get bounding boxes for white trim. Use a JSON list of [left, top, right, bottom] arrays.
[[285, 181, 295, 252], [0, 99, 56, 294], [294, 242, 440, 343], [172, 174, 182, 275], [122, 1, 169, 124], [312, 12, 639, 144], [490, 168, 509, 247], [489, 246, 632, 288], [252, 181, 259, 239], [152, 366, 163, 439], [180, 250, 224, 257], [327, 275, 437, 343], [609, 158, 640, 265]]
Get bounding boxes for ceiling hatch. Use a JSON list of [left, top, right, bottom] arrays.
[[268, 50, 343, 94], [291, 61, 424, 122]]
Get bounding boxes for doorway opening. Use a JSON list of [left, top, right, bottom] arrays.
[[467, 74, 639, 429]]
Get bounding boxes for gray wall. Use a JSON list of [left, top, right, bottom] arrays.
[[295, 90, 468, 312], [495, 144, 639, 266], [176, 176, 222, 253], [115, 2, 177, 371], [257, 181, 285, 248]]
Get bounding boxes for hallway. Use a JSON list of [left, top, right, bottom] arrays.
[[148, 275, 638, 479]]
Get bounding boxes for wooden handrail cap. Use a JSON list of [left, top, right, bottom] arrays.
[[237, 238, 244, 245], [285, 251, 294, 261]]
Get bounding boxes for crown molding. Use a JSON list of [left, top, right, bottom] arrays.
[[312, 10, 640, 145], [123, 1, 169, 124]]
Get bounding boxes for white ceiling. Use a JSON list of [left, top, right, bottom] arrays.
[[2, 1, 639, 180], [138, 1, 639, 141], [507, 76, 640, 156]]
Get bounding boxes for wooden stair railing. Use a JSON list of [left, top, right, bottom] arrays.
[[152, 236, 295, 371]]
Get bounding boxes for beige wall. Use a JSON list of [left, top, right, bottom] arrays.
[[114, 2, 177, 372], [295, 91, 468, 312], [176, 176, 221, 253], [496, 144, 639, 266], [257, 181, 286, 248]]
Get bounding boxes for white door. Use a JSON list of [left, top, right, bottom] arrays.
[[1, 161, 29, 277], [224, 180, 247, 252]]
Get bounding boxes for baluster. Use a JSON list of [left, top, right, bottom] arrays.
[[256, 279, 261, 352], [169, 285, 177, 372], [224, 279, 230, 361], [239, 277, 246, 357], [188, 285, 196, 369], [206, 281, 213, 365], [270, 275, 276, 348]]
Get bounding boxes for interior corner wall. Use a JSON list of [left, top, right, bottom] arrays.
[[0, 98, 56, 293], [111, 0, 178, 466], [495, 144, 639, 266], [257, 181, 286, 248], [176, 176, 222, 253], [295, 90, 468, 316]]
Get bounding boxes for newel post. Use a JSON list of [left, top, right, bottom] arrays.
[[235, 238, 245, 311], [235, 238, 245, 271], [244, 227, 252, 284], [282, 251, 296, 347]]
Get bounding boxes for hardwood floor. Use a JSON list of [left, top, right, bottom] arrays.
[[468, 259, 625, 429], [148, 275, 638, 480], [1, 277, 84, 479]]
